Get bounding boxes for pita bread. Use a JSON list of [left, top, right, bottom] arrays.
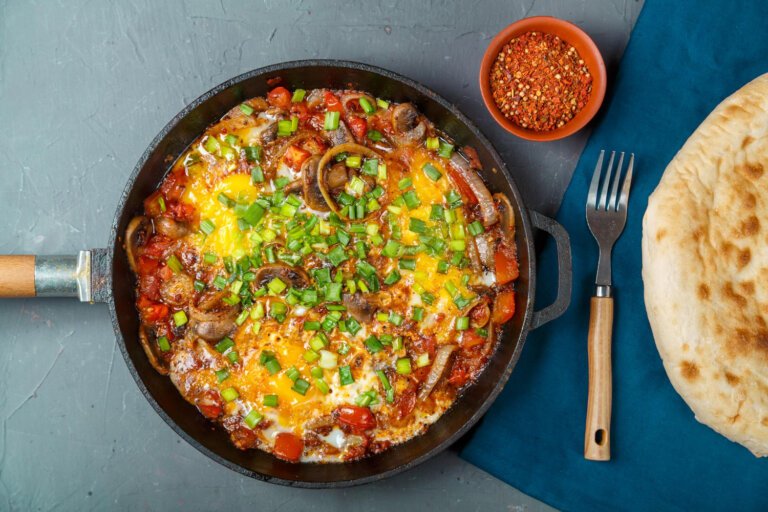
[[643, 73, 768, 457]]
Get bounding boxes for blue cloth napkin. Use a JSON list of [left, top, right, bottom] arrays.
[[459, 1, 768, 510]]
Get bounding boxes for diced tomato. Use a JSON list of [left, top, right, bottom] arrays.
[[394, 387, 417, 421], [137, 295, 169, 323], [324, 91, 343, 113], [290, 102, 310, 123], [492, 289, 516, 324], [160, 168, 187, 201], [461, 330, 486, 349], [141, 235, 172, 260], [284, 145, 311, 169], [267, 86, 291, 109], [144, 191, 165, 217], [336, 405, 377, 431], [136, 255, 160, 275], [197, 391, 224, 419], [446, 167, 478, 204], [168, 201, 196, 222], [273, 432, 304, 462], [347, 115, 367, 140], [447, 366, 470, 387], [494, 243, 519, 285]]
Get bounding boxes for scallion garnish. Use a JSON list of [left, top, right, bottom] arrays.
[[383, 270, 401, 285], [412, 307, 424, 321], [396, 357, 412, 375], [221, 387, 239, 402], [244, 145, 262, 163], [402, 190, 421, 209], [315, 378, 330, 395], [291, 89, 306, 102], [166, 254, 183, 273], [367, 130, 383, 142], [456, 316, 470, 330], [423, 163, 443, 181], [199, 219, 215, 235], [438, 141, 454, 158], [339, 365, 354, 386], [239, 103, 254, 116], [292, 378, 310, 395], [215, 368, 229, 383], [263, 394, 279, 407], [173, 310, 188, 327], [157, 336, 171, 352], [359, 97, 376, 114], [243, 409, 262, 428], [467, 221, 485, 236], [324, 111, 340, 130], [398, 258, 416, 270]]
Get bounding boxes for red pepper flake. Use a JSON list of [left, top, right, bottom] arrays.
[[489, 31, 592, 132]]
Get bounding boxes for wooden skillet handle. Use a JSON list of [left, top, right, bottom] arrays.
[[0, 255, 36, 297], [584, 296, 613, 461]]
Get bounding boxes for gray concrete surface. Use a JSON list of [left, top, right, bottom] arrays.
[[0, 0, 641, 510]]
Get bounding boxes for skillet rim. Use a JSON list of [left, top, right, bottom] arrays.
[[106, 59, 536, 487]]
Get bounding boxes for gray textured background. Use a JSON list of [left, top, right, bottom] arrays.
[[0, 0, 641, 510]]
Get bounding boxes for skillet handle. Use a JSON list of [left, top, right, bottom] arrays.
[[0, 251, 103, 302], [528, 210, 572, 330]]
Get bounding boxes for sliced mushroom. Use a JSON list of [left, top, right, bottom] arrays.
[[160, 272, 195, 308], [317, 143, 382, 214], [139, 325, 169, 375], [448, 152, 499, 227], [189, 306, 238, 342], [417, 344, 457, 401], [469, 299, 491, 329], [494, 193, 516, 245], [301, 155, 329, 211], [254, 263, 311, 289], [391, 103, 426, 144], [305, 89, 325, 109], [343, 293, 378, 324], [154, 216, 190, 239], [325, 162, 349, 190], [125, 216, 151, 273], [325, 120, 354, 147]]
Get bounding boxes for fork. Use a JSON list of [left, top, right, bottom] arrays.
[[584, 150, 634, 461]]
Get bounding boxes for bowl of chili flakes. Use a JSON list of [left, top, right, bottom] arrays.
[[479, 16, 606, 141]]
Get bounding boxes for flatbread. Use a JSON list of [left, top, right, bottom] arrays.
[[642, 73, 768, 457]]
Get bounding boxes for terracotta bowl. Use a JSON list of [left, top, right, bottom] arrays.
[[479, 16, 607, 141]]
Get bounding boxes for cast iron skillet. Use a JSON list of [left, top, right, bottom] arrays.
[[0, 60, 571, 487]]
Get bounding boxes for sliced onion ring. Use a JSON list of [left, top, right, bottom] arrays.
[[316, 143, 382, 214], [418, 344, 457, 401], [448, 153, 499, 227]]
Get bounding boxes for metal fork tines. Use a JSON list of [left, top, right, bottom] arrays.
[[586, 150, 634, 296]]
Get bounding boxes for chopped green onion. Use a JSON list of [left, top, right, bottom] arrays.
[[408, 217, 428, 234], [412, 307, 424, 321], [157, 336, 171, 352], [438, 141, 454, 158], [244, 409, 262, 429], [244, 145, 262, 163], [173, 310, 188, 327], [286, 366, 300, 382], [324, 111, 340, 130], [304, 320, 321, 331], [376, 98, 389, 109], [383, 270, 401, 285], [423, 163, 443, 181], [204, 136, 220, 154], [292, 378, 310, 395], [402, 190, 421, 209], [399, 258, 416, 271], [449, 239, 466, 251], [251, 165, 265, 183], [339, 365, 354, 386], [291, 89, 306, 102], [221, 387, 239, 402], [346, 155, 362, 168], [364, 335, 383, 353], [314, 378, 330, 394], [382, 240, 402, 258], [166, 254, 183, 273], [215, 368, 229, 382], [157, 196, 166, 212], [267, 277, 287, 294], [239, 103, 254, 115], [242, 202, 266, 226], [346, 317, 361, 336], [446, 190, 463, 209], [213, 275, 227, 290], [392, 336, 404, 351], [309, 335, 327, 352], [367, 130, 383, 142], [303, 349, 320, 363], [468, 221, 485, 236], [318, 350, 338, 369], [437, 260, 450, 274], [396, 358, 412, 375], [359, 97, 376, 114], [388, 311, 403, 326], [416, 353, 431, 368], [215, 337, 235, 353], [199, 219, 215, 235], [398, 177, 413, 190], [361, 158, 379, 176], [277, 119, 293, 137], [227, 350, 239, 363], [265, 358, 281, 375], [456, 316, 470, 330], [426, 137, 439, 150], [263, 394, 279, 407]]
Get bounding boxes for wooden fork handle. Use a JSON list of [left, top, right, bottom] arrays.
[[584, 296, 613, 461]]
